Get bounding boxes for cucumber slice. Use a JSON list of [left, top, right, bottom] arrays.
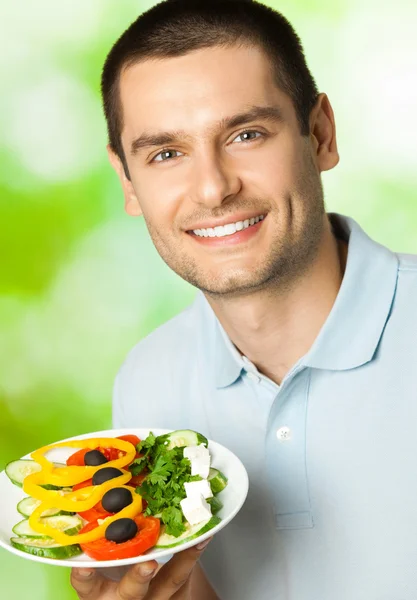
[[12, 515, 83, 538], [6, 460, 42, 487], [155, 516, 220, 548], [10, 536, 82, 559], [162, 430, 208, 450], [208, 468, 228, 494], [17, 497, 73, 518], [5, 460, 67, 488], [207, 496, 223, 515]]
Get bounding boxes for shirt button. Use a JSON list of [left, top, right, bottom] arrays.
[[276, 426, 291, 441], [246, 371, 261, 383]]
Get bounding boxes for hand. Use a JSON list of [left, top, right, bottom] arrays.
[[70, 538, 212, 600]]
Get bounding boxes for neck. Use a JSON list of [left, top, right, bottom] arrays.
[[204, 216, 348, 385]]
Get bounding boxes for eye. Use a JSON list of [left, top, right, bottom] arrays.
[[232, 130, 264, 143], [151, 149, 183, 163], [150, 130, 264, 163]]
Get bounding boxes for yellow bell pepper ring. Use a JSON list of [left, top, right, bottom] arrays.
[[29, 437, 136, 486], [23, 470, 132, 511], [28, 487, 143, 545]]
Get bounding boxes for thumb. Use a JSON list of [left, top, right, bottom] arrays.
[[70, 568, 105, 599]]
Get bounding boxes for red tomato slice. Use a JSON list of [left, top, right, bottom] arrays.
[[80, 514, 160, 560], [117, 435, 142, 460], [66, 435, 141, 467], [129, 472, 148, 488], [117, 435, 141, 447], [78, 501, 112, 523], [66, 446, 123, 466], [72, 478, 112, 521], [72, 478, 93, 492], [100, 447, 123, 462], [66, 448, 91, 467]]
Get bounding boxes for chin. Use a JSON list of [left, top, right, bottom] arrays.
[[193, 270, 271, 297]]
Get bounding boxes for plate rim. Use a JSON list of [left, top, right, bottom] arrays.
[[0, 427, 249, 568]]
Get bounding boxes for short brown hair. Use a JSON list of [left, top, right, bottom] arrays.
[[101, 0, 319, 178]]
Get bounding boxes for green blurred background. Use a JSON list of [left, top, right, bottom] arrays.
[[1, 0, 416, 597]]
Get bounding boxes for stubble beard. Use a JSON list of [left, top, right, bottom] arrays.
[[145, 153, 326, 299]]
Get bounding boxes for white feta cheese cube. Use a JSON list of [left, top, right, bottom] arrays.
[[183, 444, 210, 479], [180, 494, 212, 526], [184, 479, 213, 500], [183, 444, 209, 461]]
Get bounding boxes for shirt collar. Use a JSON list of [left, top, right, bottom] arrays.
[[195, 213, 399, 387], [195, 292, 244, 388], [302, 213, 399, 370]]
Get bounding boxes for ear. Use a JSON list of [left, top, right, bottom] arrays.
[[309, 93, 339, 173], [106, 145, 142, 216]]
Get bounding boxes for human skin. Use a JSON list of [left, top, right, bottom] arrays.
[[74, 40, 345, 600], [71, 540, 216, 599], [108, 43, 343, 385]]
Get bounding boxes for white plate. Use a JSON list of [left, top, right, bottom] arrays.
[[0, 428, 249, 568]]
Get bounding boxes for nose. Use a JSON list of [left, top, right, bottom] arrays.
[[190, 149, 242, 209]]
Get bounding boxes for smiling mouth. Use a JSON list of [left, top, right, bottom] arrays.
[[188, 214, 265, 239]]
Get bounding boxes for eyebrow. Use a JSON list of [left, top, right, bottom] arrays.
[[129, 105, 284, 156]]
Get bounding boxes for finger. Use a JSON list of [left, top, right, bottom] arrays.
[[117, 559, 159, 600], [149, 538, 212, 598], [170, 577, 192, 600], [70, 568, 104, 600]]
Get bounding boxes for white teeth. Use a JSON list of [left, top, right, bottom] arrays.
[[224, 223, 237, 235], [192, 215, 265, 238]]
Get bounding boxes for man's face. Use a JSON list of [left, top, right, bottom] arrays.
[[111, 44, 337, 297]]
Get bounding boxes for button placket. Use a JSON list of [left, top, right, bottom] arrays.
[[265, 369, 313, 530], [276, 426, 292, 441], [246, 371, 261, 383]]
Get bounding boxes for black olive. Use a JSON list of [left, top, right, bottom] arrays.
[[84, 450, 108, 466], [92, 467, 124, 486], [102, 487, 133, 513], [105, 518, 138, 544]]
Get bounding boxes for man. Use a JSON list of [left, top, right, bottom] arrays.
[[71, 0, 417, 599]]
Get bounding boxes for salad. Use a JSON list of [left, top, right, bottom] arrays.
[[5, 429, 228, 561]]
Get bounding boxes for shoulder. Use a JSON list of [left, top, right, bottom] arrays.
[[391, 253, 417, 327], [118, 299, 199, 383], [387, 252, 417, 330], [397, 252, 417, 274], [112, 296, 205, 427]]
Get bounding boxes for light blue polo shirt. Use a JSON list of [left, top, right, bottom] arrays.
[[113, 213, 417, 600]]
